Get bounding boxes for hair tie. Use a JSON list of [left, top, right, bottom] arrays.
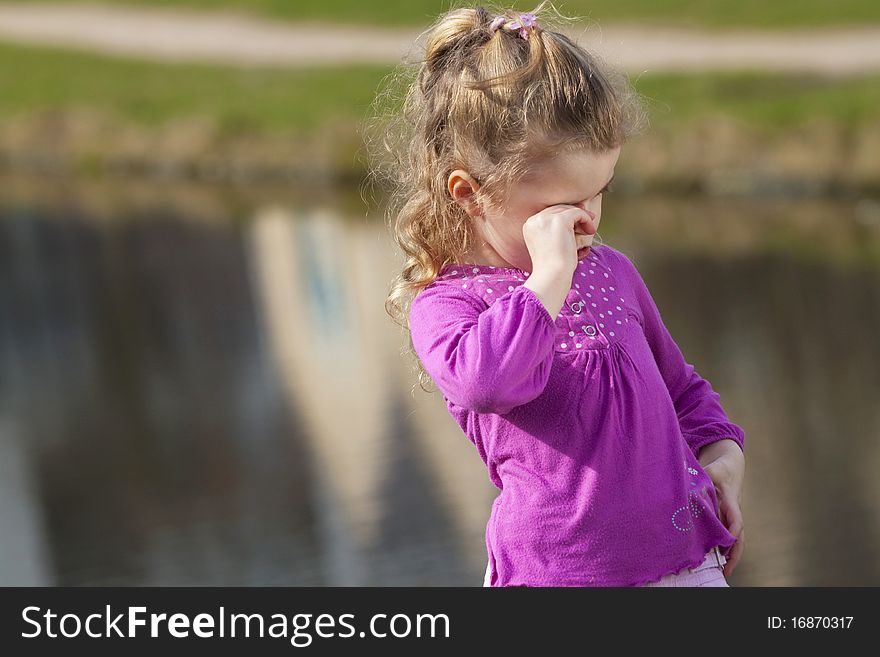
[[490, 12, 539, 40]]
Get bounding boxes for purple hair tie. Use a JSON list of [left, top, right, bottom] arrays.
[[490, 12, 539, 40]]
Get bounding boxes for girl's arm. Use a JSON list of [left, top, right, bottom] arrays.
[[611, 248, 746, 457], [409, 282, 558, 415]]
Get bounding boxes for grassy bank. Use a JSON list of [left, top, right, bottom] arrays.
[[1, 40, 878, 190], [13, 0, 880, 29], [0, 42, 389, 135], [2, 40, 878, 136]]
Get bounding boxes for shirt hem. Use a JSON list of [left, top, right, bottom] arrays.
[[495, 544, 733, 587]]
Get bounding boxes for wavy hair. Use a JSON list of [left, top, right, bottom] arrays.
[[361, 1, 648, 394]]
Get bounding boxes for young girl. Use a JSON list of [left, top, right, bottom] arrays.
[[373, 2, 746, 587]]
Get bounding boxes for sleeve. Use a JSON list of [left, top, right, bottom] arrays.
[[612, 249, 745, 456], [408, 282, 558, 416]]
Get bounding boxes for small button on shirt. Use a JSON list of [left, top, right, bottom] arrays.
[[409, 243, 745, 587]]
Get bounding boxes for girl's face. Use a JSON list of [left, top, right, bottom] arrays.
[[450, 146, 621, 272]]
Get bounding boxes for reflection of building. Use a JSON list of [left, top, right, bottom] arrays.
[[0, 415, 52, 585], [245, 205, 495, 585]]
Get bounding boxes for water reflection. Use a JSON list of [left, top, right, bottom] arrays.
[[0, 176, 878, 586]]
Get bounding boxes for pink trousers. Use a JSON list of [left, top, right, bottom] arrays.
[[483, 546, 729, 587], [640, 546, 729, 587]]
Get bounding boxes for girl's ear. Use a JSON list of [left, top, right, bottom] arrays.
[[447, 169, 484, 219]]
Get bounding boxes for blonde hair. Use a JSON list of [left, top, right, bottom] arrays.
[[362, 1, 648, 394]]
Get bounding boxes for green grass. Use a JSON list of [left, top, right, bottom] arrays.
[[0, 41, 878, 138], [634, 71, 880, 130], [0, 42, 395, 136], [13, 0, 880, 29]]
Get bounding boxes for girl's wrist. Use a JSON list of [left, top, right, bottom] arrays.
[[698, 443, 745, 498], [697, 438, 742, 468], [523, 266, 571, 321]]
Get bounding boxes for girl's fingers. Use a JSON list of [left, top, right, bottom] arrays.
[[568, 209, 595, 234], [545, 205, 595, 236], [577, 217, 596, 235], [723, 527, 744, 578], [718, 493, 744, 578], [722, 494, 744, 538]]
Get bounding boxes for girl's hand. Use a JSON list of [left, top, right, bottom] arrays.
[[521, 204, 597, 276], [699, 440, 745, 578]]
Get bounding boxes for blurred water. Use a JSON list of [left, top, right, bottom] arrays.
[[0, 175, 878, 586]]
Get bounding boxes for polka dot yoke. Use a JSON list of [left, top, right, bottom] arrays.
[[440, 248, 636, 352]]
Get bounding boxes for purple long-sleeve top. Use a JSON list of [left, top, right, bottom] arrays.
[[408, 243, 745, 586]]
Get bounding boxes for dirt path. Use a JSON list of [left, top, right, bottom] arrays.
[[1, 2, 879, 74]]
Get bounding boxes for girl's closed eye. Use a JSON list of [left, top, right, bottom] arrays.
[[561, 180, 614, 207]]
